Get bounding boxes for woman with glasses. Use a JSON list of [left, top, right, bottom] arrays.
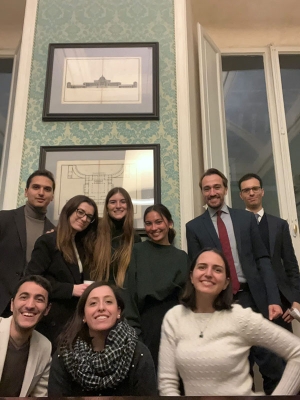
[[26, 195, 98, 350], [92, 187, 141, 287]]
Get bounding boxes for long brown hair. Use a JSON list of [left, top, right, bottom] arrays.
[[56, 195, 98, 267], [91, 187, 135, 287]]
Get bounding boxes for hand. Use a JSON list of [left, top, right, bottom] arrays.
[[45, 229, 55, 234], [268, 304, 283, 321], [282, 301, 300, 323], [72, 283, 89, 297]]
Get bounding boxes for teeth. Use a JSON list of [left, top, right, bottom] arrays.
[[23, 313, 34, 317], [96, 316, 108, 320]]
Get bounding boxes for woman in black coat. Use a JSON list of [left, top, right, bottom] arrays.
[[48, 282, 157, 396], [26, 195, 98, 349]]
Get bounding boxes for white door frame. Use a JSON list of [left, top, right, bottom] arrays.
[[2, 0, 39, 209]]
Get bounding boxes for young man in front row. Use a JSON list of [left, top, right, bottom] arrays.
[[0, 275, 52, 397]]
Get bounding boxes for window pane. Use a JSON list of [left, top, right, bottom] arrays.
[[222, 55, 279, 215], [279, 54, 300, 225], [0, 58, 13, 169]]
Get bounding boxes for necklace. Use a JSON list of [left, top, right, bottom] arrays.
[[196, 313, 214, 338]]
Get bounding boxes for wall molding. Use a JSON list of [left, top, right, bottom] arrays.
[[174, 0, 195, 250], [2, 0, 39, 209]]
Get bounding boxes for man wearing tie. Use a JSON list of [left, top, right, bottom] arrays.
[[186, 168, 283, 394], [238, 172, 300, 331]]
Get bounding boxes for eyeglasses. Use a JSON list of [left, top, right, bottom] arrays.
[[240, 186, 261, 194], [76, 208, 95, 223]]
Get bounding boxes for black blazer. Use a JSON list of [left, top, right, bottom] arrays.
[[0, 206, 54, 315], [265, 213, 300, 304], [26, 231, 82, 346], [186, 207, 281, 317]]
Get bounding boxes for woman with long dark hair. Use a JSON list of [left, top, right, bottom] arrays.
[[124, 203, 190, 368], [92, 187, 141, 287], [48, 282, 157, 396], [26, 195, 98, 347], [159, 248, 300, 396]]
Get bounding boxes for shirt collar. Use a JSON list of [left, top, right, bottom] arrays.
[[245, 207, 264, 218], [208, 203, 229, 218]]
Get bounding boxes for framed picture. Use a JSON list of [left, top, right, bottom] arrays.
[[39, 144, 161, 232], [42, 42, 159, 121]]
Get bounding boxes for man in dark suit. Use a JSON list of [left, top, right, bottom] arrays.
[[0, 170, 55, 317], [186, 168, 283, 394], [239, 172, 300, 330]]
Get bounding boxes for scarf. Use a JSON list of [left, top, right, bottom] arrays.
[[61, 320, 138, 391]]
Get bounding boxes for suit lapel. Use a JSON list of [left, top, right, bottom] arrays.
[[266, 214, 276, 257], [228, 208, 242, 255], [0, 317, 12, 380], [43, 217, 54, 233], [201, 210, 221, 248], [14, 207, 27, 254]]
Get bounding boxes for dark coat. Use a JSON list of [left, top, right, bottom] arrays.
[[0, 206, 54, 315], [48, 341, 157, 396], [25, 231, 82, 346], [186, 207, 281, 317], [264, 213, 300, 304]]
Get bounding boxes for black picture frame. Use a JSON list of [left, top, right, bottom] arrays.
[[39, 144, 161, 233], [42, 42, 159, 121]]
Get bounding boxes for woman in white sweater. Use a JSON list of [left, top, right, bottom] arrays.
[[158, 248, 300, 396]]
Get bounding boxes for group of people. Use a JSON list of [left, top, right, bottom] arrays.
[[1, 167, 300, 396]]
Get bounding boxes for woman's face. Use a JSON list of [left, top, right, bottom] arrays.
[[144, 211, 172, 245], [107, 192, 127, 220], [69, 202, 95, 233], [84, 285, 121, 336], [190, 251, 229, 299]]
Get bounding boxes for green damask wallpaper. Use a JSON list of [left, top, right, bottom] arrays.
[[19, 0, 182, 242]]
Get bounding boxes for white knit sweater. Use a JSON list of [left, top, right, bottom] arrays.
[[158, 304, 300, 396]]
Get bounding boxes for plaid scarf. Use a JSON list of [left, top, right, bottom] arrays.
[[61, 320, 138, 391]]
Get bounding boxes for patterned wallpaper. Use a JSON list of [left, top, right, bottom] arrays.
[[18, 0, 182, 242]]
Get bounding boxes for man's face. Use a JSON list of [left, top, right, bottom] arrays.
[[11, 281, 50, 332], [239, 177, 264, 211], [201, 174, 227, 209], [25, 176, 54, 210]]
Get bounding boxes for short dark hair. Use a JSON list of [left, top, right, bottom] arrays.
[[238, 173, 263, 191], [58, 282, 125, 350], [12, 275, 52, 304], [26, 169, 55, 192], [144, 203, 176, 244], [180, 248, 233, 311], [200, 168, 228, 189]]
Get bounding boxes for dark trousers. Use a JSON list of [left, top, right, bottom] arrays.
[[233, 289, 285, 395]]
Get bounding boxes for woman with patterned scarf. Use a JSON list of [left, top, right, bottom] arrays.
[[48, 282, 157, 396]]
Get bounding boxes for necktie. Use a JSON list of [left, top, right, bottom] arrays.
[[255, 214, 260, 224], [216, 210, 240, 294]]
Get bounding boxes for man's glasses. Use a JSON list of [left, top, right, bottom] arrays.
[[76, 208, 95, 223], [240, 186, 261, 194]]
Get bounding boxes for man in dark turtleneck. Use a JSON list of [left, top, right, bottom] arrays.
[[0, 170, 55, 317]]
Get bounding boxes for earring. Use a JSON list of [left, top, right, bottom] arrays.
[[83, 319, 86, 323], [117, 315, 120, 318]]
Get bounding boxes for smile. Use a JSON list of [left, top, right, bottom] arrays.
[[96, 315, 108, 320]]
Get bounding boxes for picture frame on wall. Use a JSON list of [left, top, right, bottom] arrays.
[[39, 144, 161, 233], [42, 42, 159, 121]]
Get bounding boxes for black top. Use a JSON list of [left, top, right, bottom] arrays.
[[109, 217, 141, 283], [48, 341, 157, 396]]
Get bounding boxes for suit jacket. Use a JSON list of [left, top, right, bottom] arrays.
[[0, 206, 55, 315], [25, 231, 82, 345], [264, 213, 300, 304], [186, 207, 281, 317], [0, 316, 51, 397]]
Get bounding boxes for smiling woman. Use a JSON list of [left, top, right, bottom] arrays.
[[25, 195, 98, 351], [123, 204, 190, 369], [158, 248, 300, 396], [92, 187, 141, 287], [48, 282, 157, 396]]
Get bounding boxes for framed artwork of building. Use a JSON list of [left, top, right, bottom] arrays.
[[39, 144, 161, 232], [42, 42, 159, 121]]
